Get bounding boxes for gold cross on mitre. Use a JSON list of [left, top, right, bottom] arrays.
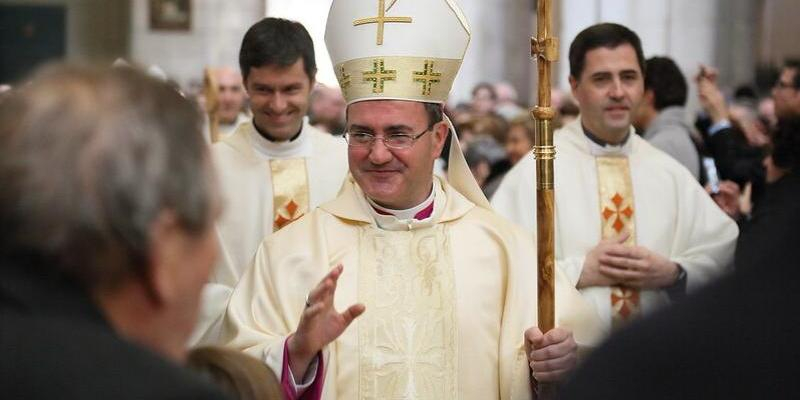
[[363, 59, 396, 93], [353, 0, 412, 45], [413, 60, 442, 96]]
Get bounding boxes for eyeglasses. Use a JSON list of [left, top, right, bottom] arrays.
[[344, 125, 433, 149]]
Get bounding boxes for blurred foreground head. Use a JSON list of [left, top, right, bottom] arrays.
[[0, 64, 220, 361], [187, 346, 284, 400]]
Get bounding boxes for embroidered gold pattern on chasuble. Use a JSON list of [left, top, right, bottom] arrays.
[[358, 225, 458, 399], [269, 158, 309, 232], [596, 156, 641, 325]]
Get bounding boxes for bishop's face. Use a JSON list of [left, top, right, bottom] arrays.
[[346, 100, 447, 210]]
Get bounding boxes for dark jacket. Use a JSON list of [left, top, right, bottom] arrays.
[[735, 172, 800, 272], [560, 173, 800, 399], [704, 126, 766, 205], [0, 256, 230, 400]]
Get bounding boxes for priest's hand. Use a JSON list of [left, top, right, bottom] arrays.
[[598, 245, 679, 289], [577, 232, 630, 289], [525, 327, 577, 383], [287, 264, 366, 380]]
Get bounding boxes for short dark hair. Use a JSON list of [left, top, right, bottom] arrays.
[[569, 23, 645, 80], [239, 17, 317, 82], [0, 65, 216, 291], [424, 102, 444, 126], [644, 56, 687, 110]]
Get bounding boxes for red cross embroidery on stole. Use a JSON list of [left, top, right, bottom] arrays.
[[274, 199, 303, 230], [602, 193, 634, 233], [611, 287, 640, 319]]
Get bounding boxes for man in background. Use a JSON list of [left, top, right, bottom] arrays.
[[308, 83, 346, 135], [191, 17, 349, 345], [493, 23, 737, 334], [633, 56, 700, 179], [214, 66, 250, 137]]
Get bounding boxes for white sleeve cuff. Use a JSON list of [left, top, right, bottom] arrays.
[[557, 256, 586, 287], [708, 119, 731, 136]]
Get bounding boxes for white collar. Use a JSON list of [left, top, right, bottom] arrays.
[[586, 135, 633, 157], [247, 117, 313, 159], [365, 180, 443, 230]]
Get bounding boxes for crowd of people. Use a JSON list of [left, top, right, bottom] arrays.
[[1, 0, 799, 399]]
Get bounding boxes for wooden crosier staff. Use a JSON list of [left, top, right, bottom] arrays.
[[530, 0, 558, 397], [203, 68, 221, 143]]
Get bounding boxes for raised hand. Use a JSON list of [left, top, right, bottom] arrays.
[[287, 264, 365, 379]]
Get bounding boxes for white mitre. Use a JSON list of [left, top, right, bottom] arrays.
[[325, 0, 490, 209], [326, 0, 469, 104]]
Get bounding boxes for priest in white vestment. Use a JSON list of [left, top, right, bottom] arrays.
[[221, 2, 605, 399], [492, 23, 738, 333], [191, 18, 349, 345]]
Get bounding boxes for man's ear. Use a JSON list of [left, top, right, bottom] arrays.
[[307, 71, 317, 94], [569, 75, 579, 102], [143, 211, 183, 308], [644, 89, 655, 107], [432, 120, 449, 158]]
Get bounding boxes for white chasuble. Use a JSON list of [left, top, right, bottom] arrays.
[[190, 120, 348, 346], [492, 118, 739, 333], [221, 176, 605, 400], [358, 225, 457, 399]]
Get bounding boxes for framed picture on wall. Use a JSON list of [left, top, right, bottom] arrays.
[[149, 0, 191, 31]]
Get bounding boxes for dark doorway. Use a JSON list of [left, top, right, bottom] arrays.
[[0, 5, 66, 84]]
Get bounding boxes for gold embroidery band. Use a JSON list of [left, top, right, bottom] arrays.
[[413, 60, 442, 96], [596, 156, 640, 326], [358, 226, 458, 399], [363, 59, 397, 94], [337, 56, 461, 104], [269, 158, 309, 232]]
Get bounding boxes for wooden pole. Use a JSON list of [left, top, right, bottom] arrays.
[[531, 0, 558, 397]]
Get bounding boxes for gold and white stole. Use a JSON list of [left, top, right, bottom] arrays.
[[596, 156, 640, 327], [357, 224, 458, 400], [269, 158, 310, 232]]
